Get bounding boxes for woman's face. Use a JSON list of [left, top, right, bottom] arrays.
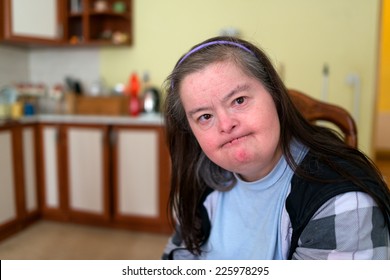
[[180, 60, 282, 181]]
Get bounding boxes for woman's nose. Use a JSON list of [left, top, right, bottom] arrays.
[[218, 111, 238, 133]]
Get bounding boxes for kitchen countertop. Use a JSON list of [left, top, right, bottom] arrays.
[[0, 113, 164, 126]]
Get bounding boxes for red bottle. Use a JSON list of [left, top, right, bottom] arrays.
[[125, 73, 141, 116]]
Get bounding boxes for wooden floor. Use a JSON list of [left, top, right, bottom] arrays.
[[0, 220, 170, 260]]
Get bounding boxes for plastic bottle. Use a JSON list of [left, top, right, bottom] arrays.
[[125, 73, 141, 116]]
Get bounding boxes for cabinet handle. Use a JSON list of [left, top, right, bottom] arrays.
[[57, 24, 63, 40], [109, 129, 117, 147], [55, 127, 60, 143]]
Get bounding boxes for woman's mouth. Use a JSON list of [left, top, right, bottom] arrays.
[[222, 135, 249, 148]]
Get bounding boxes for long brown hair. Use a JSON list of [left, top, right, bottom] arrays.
[[163, 36, 390, 255]]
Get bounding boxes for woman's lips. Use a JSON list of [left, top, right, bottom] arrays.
[[222, 134, 249, 148]]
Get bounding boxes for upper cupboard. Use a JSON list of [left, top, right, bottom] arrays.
[[0, 0, 132, 46]]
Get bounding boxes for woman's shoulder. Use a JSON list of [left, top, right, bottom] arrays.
[[297, 149, 367, 178]]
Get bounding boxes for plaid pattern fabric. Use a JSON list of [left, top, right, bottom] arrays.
[[292, 191, 390, 259], [162, 190, 390, 259]]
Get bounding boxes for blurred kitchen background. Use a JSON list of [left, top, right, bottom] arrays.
[[0, 0, 389, 259]]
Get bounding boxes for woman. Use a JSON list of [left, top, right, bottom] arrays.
[[162, 36, 390, 259]]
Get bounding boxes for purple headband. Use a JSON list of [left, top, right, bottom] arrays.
[[176, 40, 255, 66]]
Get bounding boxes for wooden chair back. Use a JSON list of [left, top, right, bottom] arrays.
[[288, 89, 358, 148]]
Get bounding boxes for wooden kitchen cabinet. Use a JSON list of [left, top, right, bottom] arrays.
[[0, 125, 19, 240], [61, 123, 170, 231], [64, 124, 111, 223], [0, 123, 40, 241], [0, 118, 171, 242], [37, 122, 169, 231], [111, 125, 171, 233], [63, 0, 133, 46], [0, 0, 133, 46], [1, 0, 63, 45], [37, 123, 110, 223]]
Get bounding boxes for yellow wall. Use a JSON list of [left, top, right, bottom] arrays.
[[100, 0, 381, 156], [378, 0, 390, 112]]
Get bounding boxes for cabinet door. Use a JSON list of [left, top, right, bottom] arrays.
[[117, 128, 158, 217], [3, 0, 62, 43], [0, 128, 18, 236], [39, 124, 65, 219], [112, 126, 170, 233], [66, 125, 110, 221], [21, 125, 39, 220]]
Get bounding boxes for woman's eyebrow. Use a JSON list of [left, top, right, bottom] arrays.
[[187, 106, 211, 118], [221, 84, 250, 103]]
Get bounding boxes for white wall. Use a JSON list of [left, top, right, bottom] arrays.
[[0, 45, 29, 88], [0, 46, 99, 92], [28, 48, 100, 91]]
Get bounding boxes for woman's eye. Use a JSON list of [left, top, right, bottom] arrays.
[[235, 96, 246, 105], [198, 114, 212, 123]]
